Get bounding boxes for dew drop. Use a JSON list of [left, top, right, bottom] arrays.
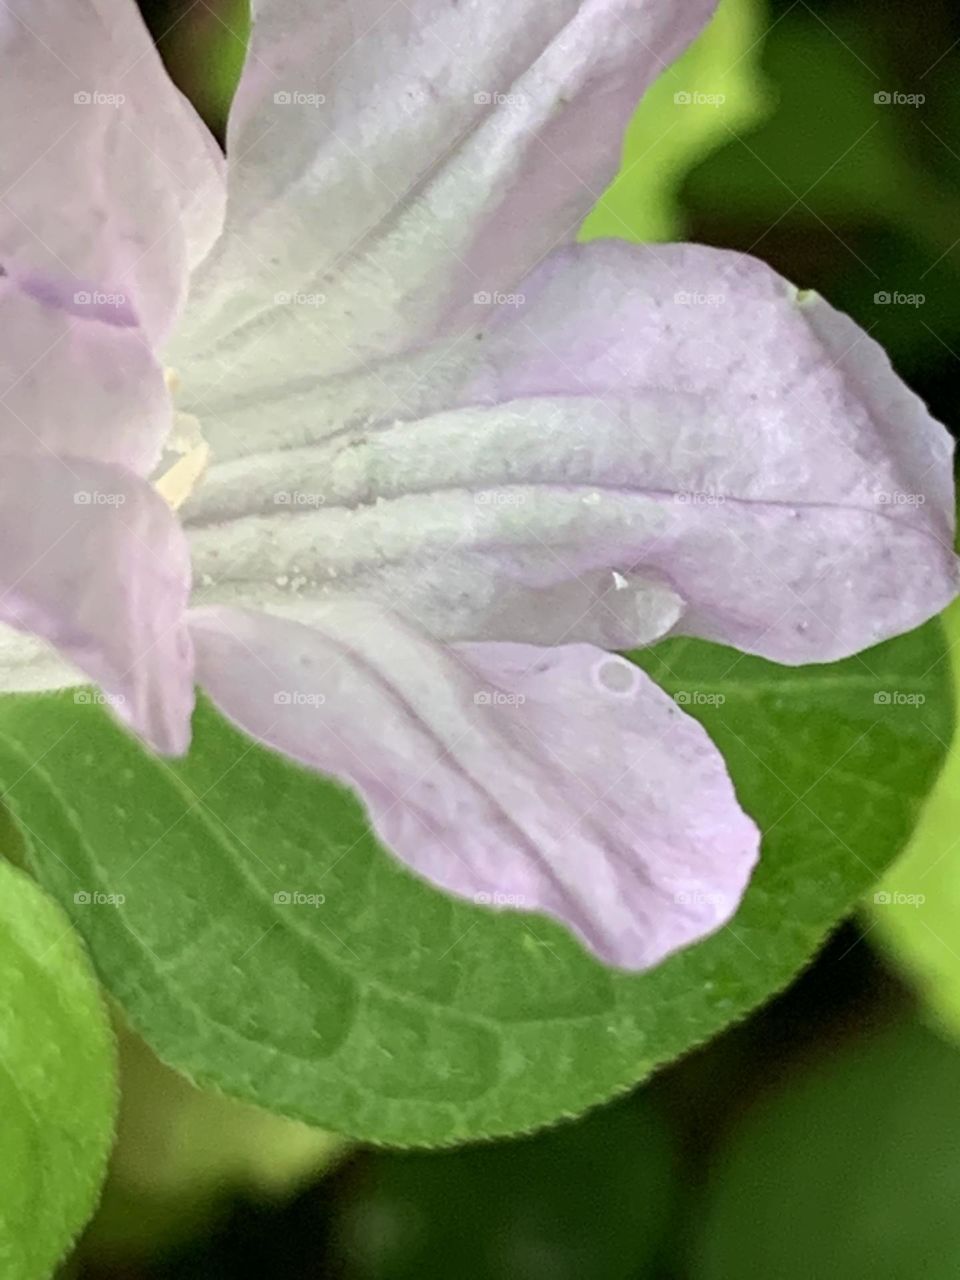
[[593, 656, 640, 696]]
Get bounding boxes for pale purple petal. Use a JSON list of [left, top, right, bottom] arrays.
[[0, 268, 171, 475], [183, 392, 691, 650], [0, 456, 194, 753], [190, 602, 759, 970], [175, 0, 714, 395], [463, 240, 959, 661], [0, 0, 225, 346], [183, 364, 955, 660], [85, 0, 228, 273]]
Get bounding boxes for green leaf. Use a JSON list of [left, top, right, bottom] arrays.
[[0, 624, 949, 1145], [692, 1017, 960, 1279], [869, 600, 960, 1038], [681, 7, 960, 371], [0, 859, 116, 1277], [685, 9, 952, 241], [582, 0, 772, 244], [148, 0, 250, 139]]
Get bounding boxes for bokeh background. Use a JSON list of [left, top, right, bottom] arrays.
[[66, 0, 960, 1275]]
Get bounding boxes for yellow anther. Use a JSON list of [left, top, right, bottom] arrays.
[[155, 441, 211, 510], [157, 370, 210, 510]]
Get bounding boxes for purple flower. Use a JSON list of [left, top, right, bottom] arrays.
[[0, 0, 955, 969]]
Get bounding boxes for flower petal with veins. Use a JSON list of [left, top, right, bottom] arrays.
[[473, 241, 956, 546], [174, 0, 715, 393], [0, 455, 194, 753], [0, 268, 171, 475], [0, 0, 225, 345], [181, 241, 957, 662], [0, 0, 955, 973], [191, 602, 759, 970]]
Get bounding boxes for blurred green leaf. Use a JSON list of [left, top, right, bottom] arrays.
[[0, 860, 116, 1278], [686, 10, 949, 236], [0, 624, 948, 1145], [683, 8, 960, 370], [148, 0, 249, 138], [583, 0, 771, 244], [693, 1017, 960, 1279], [869, 599, 960, 1038], [84, 1022, 347, 1261], [333, 1095, 676, 1280]]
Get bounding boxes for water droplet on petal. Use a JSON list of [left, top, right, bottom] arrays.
[[593, 656, 640, 696]]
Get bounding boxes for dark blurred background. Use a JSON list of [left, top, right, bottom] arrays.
[[67, 1, 960, 1276]]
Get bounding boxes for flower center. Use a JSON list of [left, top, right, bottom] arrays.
[[156, 369, 211, 510]]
